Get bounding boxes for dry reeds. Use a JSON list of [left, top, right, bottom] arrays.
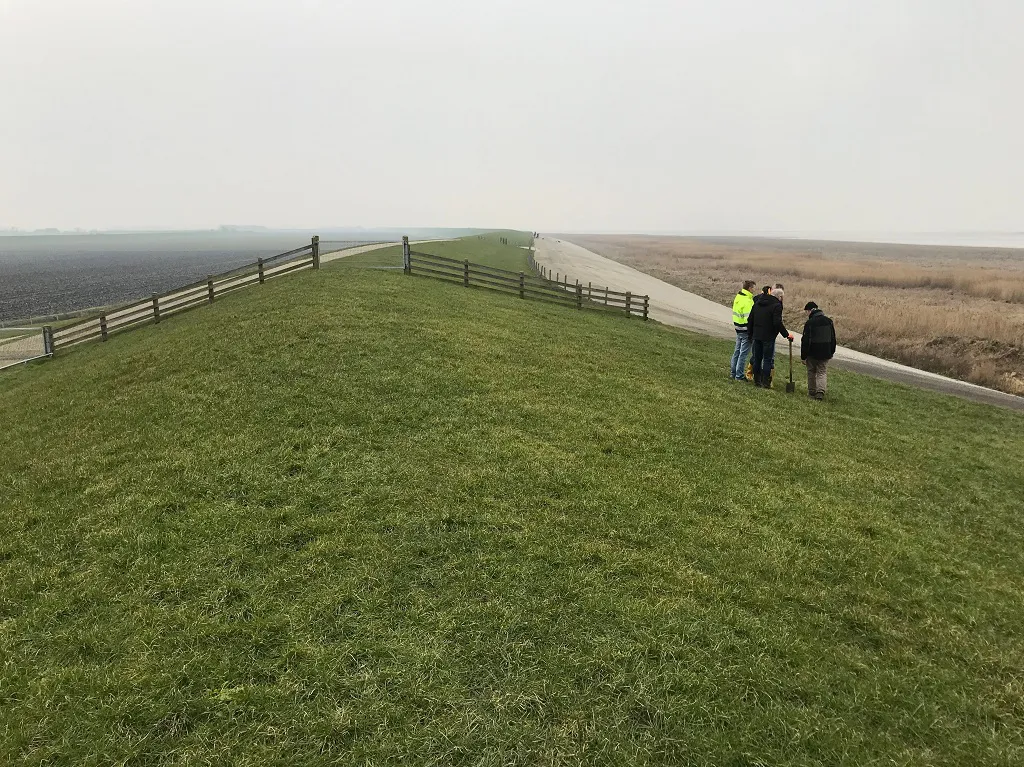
[[717, 253, 1024, 304]]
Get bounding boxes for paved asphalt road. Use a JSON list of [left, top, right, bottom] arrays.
[[535, 236, 1024, 412]]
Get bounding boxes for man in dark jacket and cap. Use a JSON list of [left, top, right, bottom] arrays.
[[747, 286, 793, 388], [801, 301, 837, 400]]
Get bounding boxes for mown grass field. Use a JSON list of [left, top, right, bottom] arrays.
[[2, 233, 1023, 765]]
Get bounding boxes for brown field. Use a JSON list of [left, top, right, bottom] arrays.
[[564, 235, 1024, 395]]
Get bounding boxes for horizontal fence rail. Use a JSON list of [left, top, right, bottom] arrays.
[[49, 238, 321, 353], [406, 244, 648, 320]]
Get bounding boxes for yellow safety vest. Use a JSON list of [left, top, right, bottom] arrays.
[[732, 289, 754, 328]]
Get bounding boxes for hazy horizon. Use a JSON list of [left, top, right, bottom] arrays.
[[3, 225, 1024, 235], [3, 0, 1022, 233], [7, 227, 1024, 254]]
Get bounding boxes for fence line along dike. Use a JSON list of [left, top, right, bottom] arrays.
[[4, 234, 648, 374], [44, 238, 322, 353], [1, 237, 330, 372], [405, 237, 649, 319]]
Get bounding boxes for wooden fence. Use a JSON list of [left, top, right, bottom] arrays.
[[50, 237, 321, 352], [6, 234, 647, 372], [404, 239, 649, 319]]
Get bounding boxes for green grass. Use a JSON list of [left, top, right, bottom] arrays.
[[337, 231, 534, 274], [1, 247, 1023, 765], [416, 230, 534, 271]]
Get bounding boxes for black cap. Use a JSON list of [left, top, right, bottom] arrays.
[[804, 301, 818, 311]]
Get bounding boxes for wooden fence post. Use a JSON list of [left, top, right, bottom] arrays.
[[402, 236, 411, 275], [463, 259, 470, 287], [604, 286, 608, 305], [576, 281, 582, 309], [588, 281, 592, 300], [152, 293, 161, 324], [258, 258, 265, 284], [207, 275, 215, 303], [643, 296, 649, 321], [100, 315, 108, 341], [625, 291, 632, 317], [42, 325, 53, 355], [312, 235, 320, 270], [519, 272, 525, 299]]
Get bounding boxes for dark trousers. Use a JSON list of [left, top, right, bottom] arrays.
[[750, 339, 776, 385]]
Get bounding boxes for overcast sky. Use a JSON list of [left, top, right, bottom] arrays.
[[1, 0, 1021, 233]]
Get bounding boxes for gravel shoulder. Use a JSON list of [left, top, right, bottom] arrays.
[[535, 236, 1024, 412]]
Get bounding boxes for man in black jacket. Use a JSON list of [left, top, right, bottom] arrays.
[[747, 286, 793, 388], [801, 301, 837, 400]]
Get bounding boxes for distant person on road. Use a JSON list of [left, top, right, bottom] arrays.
[[801, 301, 837, 400], [747, 285, 793, 388], [730, 280, 756, 381]]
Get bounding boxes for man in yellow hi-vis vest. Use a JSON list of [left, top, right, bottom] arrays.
[[730, 280, 756, 380]]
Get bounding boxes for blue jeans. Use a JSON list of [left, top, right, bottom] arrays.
[[750, 338, 776, 384], [730, 330, 751, 379]]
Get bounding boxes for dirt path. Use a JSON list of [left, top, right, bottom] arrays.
[[535, 236, 1024, 412], [320, 241, 400, 264], [321, 239, 451, 265]]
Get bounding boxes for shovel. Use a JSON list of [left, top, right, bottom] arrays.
[[786, 339, 796, 393]]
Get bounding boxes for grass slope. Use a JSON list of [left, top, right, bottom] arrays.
[[334, 230, 534, 273], [2, 244, 1023, 765]]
